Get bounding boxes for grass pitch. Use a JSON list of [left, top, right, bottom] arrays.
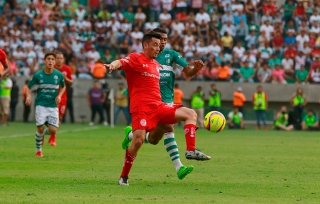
[[0, 123, 319, 204]]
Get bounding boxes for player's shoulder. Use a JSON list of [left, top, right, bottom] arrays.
[[127, 52, 140, 59], [33, 69, 44, 77]]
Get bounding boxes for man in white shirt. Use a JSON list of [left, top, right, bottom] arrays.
[[72, 38, 83, 55], [144, 19, 160, 32], [22, 36, 34, 50], [106, 17, 121, 33], [45, 36, 58, 51], [233, 41, 246, 58], [86, 46, 100, 63], [130, 26, 144, 42], [296, 29, 310, 51], [310, 10, 320, 23], [75, 5, 87, 21], [207, 40, 221, 57], [281, 54, 295, 77], [260, 20, 274, 40], [170, 18, 185, 35], [159, 9, 172, 25], [111, 9, 124, 22], [195, 8, 211, 25]]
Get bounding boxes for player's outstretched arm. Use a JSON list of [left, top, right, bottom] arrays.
[[0, 59, 9, 79], [183, 60, 205, 77], [104, 60, 123, 73]]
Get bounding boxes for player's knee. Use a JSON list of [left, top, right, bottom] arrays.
[[188, 109, 197, 122], [132, 136, 144, 148], [37, 126, 45, 134], [148, 137, 160, 145]]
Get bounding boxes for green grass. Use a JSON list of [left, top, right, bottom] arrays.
[[0, 123, 320, 203]]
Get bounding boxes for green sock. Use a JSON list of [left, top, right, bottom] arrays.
[[35, 132, 44, 152], [164, 132, 183, 172]]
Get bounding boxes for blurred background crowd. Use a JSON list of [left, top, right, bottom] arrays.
[[1, 0, 320, 83]]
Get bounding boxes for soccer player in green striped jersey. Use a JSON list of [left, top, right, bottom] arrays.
[[122, 28, 210, 180], [25, 53, 66, 157]]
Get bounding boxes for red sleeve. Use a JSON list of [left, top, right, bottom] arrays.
[[67, 66, 73, 80], [0, 49, 7, 65], [119, 53, 138, 71]]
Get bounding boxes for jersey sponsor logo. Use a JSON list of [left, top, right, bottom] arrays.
[[160, 72, 170, 77], [142, 64, 148, 67], [166, 59, 170, 64], [141, 72, 160, 79], [140, 119, 147, 126], [165, 54, 170, 58], [54, 75, 58, 79], [40, 89, 56, 93], [178, 55, 182, 58]]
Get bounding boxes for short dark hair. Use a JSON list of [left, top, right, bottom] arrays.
[[44, 52, 56, 60], [56, 52, 64, 57], [153, 27, 167, 34], [142, 31, 161, 46], [308, 109, 313, 113]]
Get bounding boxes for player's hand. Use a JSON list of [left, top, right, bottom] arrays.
[[193, 60, 205, 71], [55, 96, 61, 105], [104, 64, 116, 73], [25, 97, 31, 106]]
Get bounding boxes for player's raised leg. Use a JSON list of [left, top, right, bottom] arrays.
[[119, 129, 146, 186], [174, 107, 211, 161]]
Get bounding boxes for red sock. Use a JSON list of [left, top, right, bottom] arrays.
[[184, 124, 196, 151], [120, 148, 136, 178]]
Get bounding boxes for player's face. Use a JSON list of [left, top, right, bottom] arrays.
[[44, 56, 56, 69], [158, 33, 167, 51], [56, 54, 64, 67], [146, 38, 160, 59]]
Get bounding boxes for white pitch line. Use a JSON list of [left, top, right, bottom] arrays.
[[0, 126, 101, 139]]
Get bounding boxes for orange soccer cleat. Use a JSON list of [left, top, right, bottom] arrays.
[[36, 151, 43, 157], [49, 135, 56, 146]]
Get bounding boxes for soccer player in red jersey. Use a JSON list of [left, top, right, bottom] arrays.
[[48, 52, 73, 146], [105, 32, 202, 186], [0, 49, 9, 78]]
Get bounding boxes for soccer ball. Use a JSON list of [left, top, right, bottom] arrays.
[[203, 111, 226, 132]]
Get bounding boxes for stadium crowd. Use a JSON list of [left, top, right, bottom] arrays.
[[1, 0, 320, 83]]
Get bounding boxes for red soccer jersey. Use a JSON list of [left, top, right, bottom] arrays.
[[119, 53, 162, 112], [0, 49, 7, 67], [55, 64, 72, 100]]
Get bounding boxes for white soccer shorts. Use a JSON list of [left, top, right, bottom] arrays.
[[35, 105, 59, 127]]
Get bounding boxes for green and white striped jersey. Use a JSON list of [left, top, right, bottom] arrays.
[[156, 49, 188, 103], [28, 69, 65, 108]]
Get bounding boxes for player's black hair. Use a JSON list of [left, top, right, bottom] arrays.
[[56, 52, 64, 58], [142, 31, 162, 45], [153, 27, 167, 34], [211, 83, 216, 87], [307, 109, 314, 113], [44, 52, 56, 59]]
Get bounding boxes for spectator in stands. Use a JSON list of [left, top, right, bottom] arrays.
[[203, 61, 218, 81], [302, 109, 319, 131], [221, 31, 234, 54], [274, 106, 294, 131], [114, 82, 131, 126], [272, 65, 287, 84], [217, 62, 231, 81], [101, 81, 111, 126], [282, 54, 295, 79], [310, 66, 320, 84], [233, 87, 246, 113], [257, 63, 272, 83], [228, 107, 244, 129], [296, 65, 309, 84], [77, 60, 92, 79], [191, 86, 205, 128], [290, 87, 307, 124], [87, 80, 108, 126], [252, 85, 268, 130], [239, 61, 255, 83]]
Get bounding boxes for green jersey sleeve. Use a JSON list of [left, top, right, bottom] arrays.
[[173, 50, 188, 69], [28, 74, 38, 89]]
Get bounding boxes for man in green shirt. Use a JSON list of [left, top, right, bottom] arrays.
[[274, 106, 294, 131], [302, 109, 319, 130], [123, 6, 135, 23], [208, 83, 221, 111], [25, 53, 66, 157], [295, 65, 309, 84], [122, 27, 210, 181], [239, 61, 255, 83], [228, 107, 244, 129]]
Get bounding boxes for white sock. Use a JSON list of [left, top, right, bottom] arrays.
[[144, 132, 149, 144], [128, 131, 133, 140], [128, 131, 149, 143]]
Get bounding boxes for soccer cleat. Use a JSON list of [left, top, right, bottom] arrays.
[[177, 165, 194, 180], [36, 151, 43, 157], [185, 148, 211, 161], [122, 126, 132, 150], [49, 135, 56, 146], [118, 176, 129, 186]]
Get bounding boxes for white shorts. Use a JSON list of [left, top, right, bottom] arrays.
[[35, 105, 59, 127]]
